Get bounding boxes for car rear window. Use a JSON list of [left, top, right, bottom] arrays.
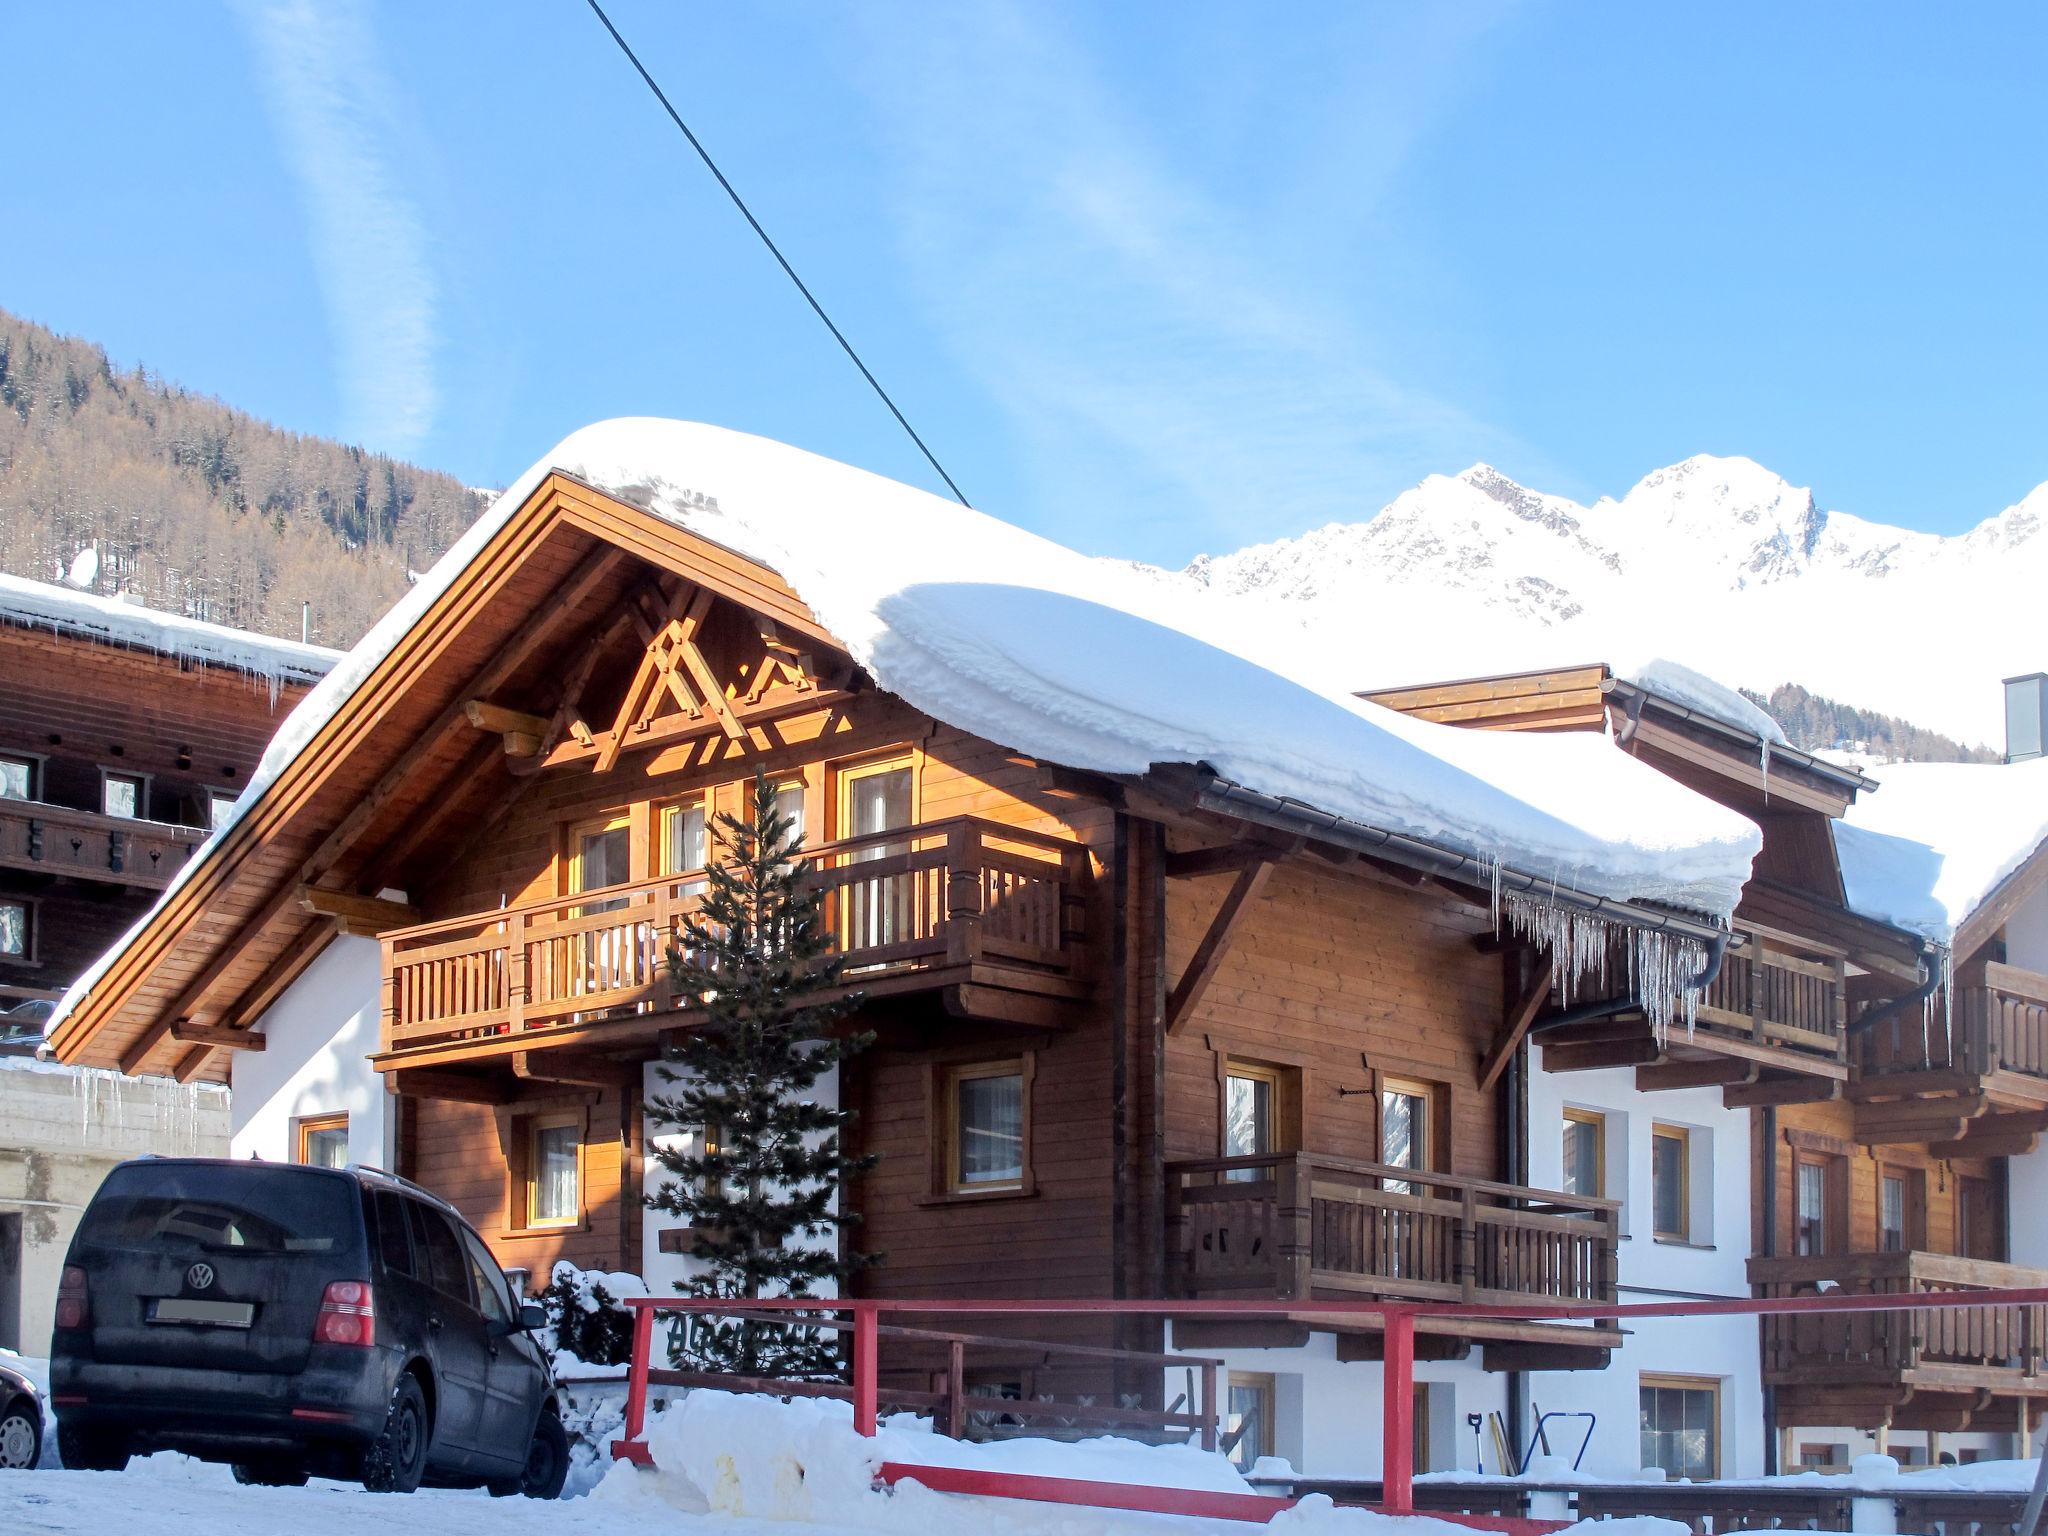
[[76, 1163, 357, 1255]]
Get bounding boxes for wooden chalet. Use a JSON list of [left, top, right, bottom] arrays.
[[45, 439, 1763, 1408], [1367, 664, 2048, 1445], [0, 579, 330, 1025]]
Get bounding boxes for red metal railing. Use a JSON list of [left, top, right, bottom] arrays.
[[607, 1287, 2048, 1529]]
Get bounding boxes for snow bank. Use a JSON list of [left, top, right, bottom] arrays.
[[0, 572, 340, 686], [50, 421, 1761, 1045], [1836, 758, 2048, 942]]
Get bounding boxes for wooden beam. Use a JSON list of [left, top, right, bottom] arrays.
[[297, 885, 419, 935], [170, 919, 343, 1082], [511, 1050, 632, 1090], [119, 877, 308, 1073], [671, 588, 745, 741], [1956, 838, 2048, 965], [388, 1068, 515, 1105], [1165, 862, 1273, 1036], [168, 1020, 267, 1051], [1636, 1058, 1760, 1092], [1479, 957, 1555, 1093], [1723, 1075, 1844, 1109], [353, 738, 506, 887], [1539, 1038, 1660, 1073], [1929, 1130, 2047, 1161], [1164, 838, 1301, 880], [463, 699, 549, 737], [540, 688, 859, 771]]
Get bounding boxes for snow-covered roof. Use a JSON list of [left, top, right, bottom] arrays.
[[1620, 657, 1788, 747], [1835, 758, 2048, 945], [50, 421, 1762, 1041], [0, 572, 341, 686]]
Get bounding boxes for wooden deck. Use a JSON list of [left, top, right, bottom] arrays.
[[1752, 1250, 2048, 1430], [1165, 1152, 1621, 1364], [0, 798, 206, 889], [377, 815, 1091, 1068]]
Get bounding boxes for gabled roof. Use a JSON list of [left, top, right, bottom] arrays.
[[46, 421, 1761, 1076]]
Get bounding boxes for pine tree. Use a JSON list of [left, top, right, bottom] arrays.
[[644, 773, 876, 1377]]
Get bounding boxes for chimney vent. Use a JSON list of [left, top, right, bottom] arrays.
[[2005, 673, 2048, 763]]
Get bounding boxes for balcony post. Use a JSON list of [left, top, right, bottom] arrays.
[[1749, 946, 1765, 1040], [1457, 1185, 1479, 1303], [379, 936, 398, 1051], [507, 908, 528, 1031], [944, 820, 983, 966], [1275, 1154, 1312, 1299]]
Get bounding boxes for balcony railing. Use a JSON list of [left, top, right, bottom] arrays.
[[0, 798, 206, 889], [1853, 962, 2048, 1083], [1751, 1251, 2048, 1386], [1165, 1152, 1618, 1309], [380, 816, 1089, 1056]]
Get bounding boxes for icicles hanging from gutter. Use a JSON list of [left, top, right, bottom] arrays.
[[1493, 885, 1708, 1038]]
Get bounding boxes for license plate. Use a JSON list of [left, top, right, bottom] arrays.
[[151, 1298, 255, 1328]]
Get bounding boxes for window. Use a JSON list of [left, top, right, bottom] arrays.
[[767, 780, 807, 844], [461, 1227, 514, 1329], [526, 1115, 582, 1227], [0, 900, 29, 960], [207, 789, 239, 831], [1652, 1125, 1690, 1241], [1562, 1109, 1605, 1198], [839, 758, 911, 844], [1640, 1375, 1720, 1481], [1798, 1443, 1848, 1471], [1223, 1059, 1298, 1180], [295, 1113, 349, 1169], [406, 1200, 472, 1304], [1795, 1156, 1831, 1256], [101, 770, 146, 820], [943, 1059, 1028, 1194], [0, 754, 36, 801], [567, 813, 633, 899], [1382, 1077, 1436, 1194], [662, 797, 709, 880], [1225, 1372, 1275, 1471], [838, 757, 914, 951]]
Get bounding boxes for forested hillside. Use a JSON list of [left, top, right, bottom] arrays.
[[1741, 683, 1998, 765], [0, 308, 487, 648]]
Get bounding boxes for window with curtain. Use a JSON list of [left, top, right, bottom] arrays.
[[0, 755, 34, 800], [948, 1061, 1025, 1192], [529, 1119, 580, 1226], [1640, 1377, 1719, 1480], [841, 761, 913, 952], [665, 799, 708, 878], [1795, 1158, 1829, 1256], [1225, 1373, 1274, 1469], [1880, 1173, 1907, 1252], [1652, 1126, 1689, 1240], [1562, 1110, 1605, 1198]]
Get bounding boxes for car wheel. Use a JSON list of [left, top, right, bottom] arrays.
[[0, 1401, 41, 1470], [56, 1422, 128, 1473], [486, 1411, 568, 1500], [360, 1375, 429, 1494], [233, 1459, 310, 1487]]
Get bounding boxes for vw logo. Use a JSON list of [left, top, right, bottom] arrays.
[[186, 1263, 215, 1291]]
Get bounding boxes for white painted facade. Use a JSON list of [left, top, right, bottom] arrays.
[[229, 936, 390, 1169], [1523, 1046, 1766, 1481]]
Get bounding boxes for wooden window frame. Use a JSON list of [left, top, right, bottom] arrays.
[[1639, 1372, 1722, 1479], [294, 1111, 350, 1168], [99, 766, 150, 822], [1652, 1124, 1691, 1242], [0, 751, 42, 802], [1879, 1164, 1926, 1254], [1797, 1442, 1849, 1472], [506, 1107, 590, 1236], [1220, 1057, 1302, 1163], [831, 750, 920, 841], [1562, 1107, 1607, 1198], [1381, 1075, 1443, 1175], [1225, 1370, 1277, 1470], [1791, 1151, 1850, 1256], [560, 808, 640, 897], [0, 895, 37, 964], [656, 794, 712, 879], [929, 1054, 1035, 1202]]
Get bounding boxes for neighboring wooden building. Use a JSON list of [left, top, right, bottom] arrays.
[[1368, 664, 2048, 1469], [44, 424, 1761, 1477]]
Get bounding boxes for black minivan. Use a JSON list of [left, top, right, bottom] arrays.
[[51, 1158, 566, 1497]]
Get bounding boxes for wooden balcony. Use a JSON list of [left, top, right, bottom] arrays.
[[1751, 1251, 2048, 1430], [1165, 1153, 1621, 1367], [1850, 963, 2048, 1150], [0, 798, 206, 889], [376, 816, 1091, 1071]]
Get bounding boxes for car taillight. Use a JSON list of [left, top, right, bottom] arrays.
[[55, 1265, 88, 1330], [313, 1280, 376, 1347]]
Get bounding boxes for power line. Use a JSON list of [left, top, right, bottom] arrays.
[[581, 0, 973, 508]]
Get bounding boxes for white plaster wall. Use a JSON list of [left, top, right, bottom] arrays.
[[1523, 1047, 1766, 1479], [1162, 1326, 1508, 1479], [1989, 885, 2048, 1269], [230, 936, 389, 1168]]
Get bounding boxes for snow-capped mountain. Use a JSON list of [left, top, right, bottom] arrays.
[[1180, 455, 2048, 751]]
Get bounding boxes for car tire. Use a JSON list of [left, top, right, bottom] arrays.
[[233, 1459, 310, 1487], [486, 1411, 568, 1500], [360, 1375, 429, 1494], [0, 1400, 41, 1470], [56, 1422, 128, 1473]]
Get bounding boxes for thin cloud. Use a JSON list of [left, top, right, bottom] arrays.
[[234, 0, 437, 454]]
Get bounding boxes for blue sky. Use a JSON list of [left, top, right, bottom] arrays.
[[5, 2, 2046, 564]]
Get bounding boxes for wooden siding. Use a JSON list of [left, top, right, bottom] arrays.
[[1766, 1097, 1996, 1257]]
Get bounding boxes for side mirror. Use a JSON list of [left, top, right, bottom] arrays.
[[519, 1300, 547, 1333]]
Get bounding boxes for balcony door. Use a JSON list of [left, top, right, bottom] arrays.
[[838, 759, 914, 956], [566, 813, 635, 1002]]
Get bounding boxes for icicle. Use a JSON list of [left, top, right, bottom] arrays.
[[1759, 737, 1773, 803], [1495, 888, 1707, 1042]]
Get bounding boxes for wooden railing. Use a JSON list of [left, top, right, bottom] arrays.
[[1693, 928, 1846, 1059], [0, 798, 206, 889], [1751, 1251, 2048, 1386], [380, 816, 1089, 1054], [1166, 1153, 1619, 1309], [1853, 962, 2048, 1083]]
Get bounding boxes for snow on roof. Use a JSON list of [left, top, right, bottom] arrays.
[[1620, 657, 1788, 747], [0, 572, 341, 686], [1835, 757, 2048, 944], [50, 421, 1761, 1040]]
